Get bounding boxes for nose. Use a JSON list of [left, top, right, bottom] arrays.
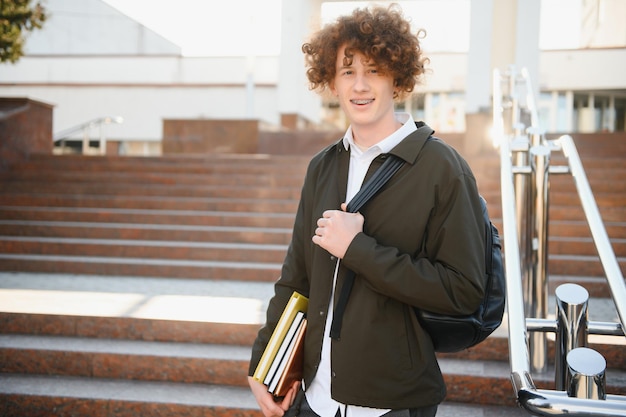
[[353, 72, 370, 92]]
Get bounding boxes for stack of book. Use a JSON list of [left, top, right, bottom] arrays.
[[252, 291, 308, 397]]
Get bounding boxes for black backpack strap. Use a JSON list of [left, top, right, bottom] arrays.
[[330, 154, 405, 340], [345, 155, 405, 213]]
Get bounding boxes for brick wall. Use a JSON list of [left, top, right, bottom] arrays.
[[0, 98, 53, 170], [162, 119, 259, 154]]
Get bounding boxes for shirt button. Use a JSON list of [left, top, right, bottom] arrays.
[[319, 310, 325, 316], [330, 255, 336, 261], [332, 371, 336, 378]]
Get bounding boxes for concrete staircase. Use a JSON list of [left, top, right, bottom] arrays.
[[0, 138, 625, 416]]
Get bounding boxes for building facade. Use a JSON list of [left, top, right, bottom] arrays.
[[0, 0, 624, 155]]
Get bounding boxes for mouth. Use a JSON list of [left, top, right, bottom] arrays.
[[351, 99, 374, 105]]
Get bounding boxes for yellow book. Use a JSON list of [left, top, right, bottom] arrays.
[[252, 291, 308, 383]]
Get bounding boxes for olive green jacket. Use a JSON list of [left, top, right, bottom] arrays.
[[249, 122, 486, 409]]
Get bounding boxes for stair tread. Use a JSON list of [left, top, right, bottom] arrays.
[[0, 373, 531, 416], [0, 235, 289, 251], [0, 333, 563, 378], [0, 334, 251, 359], [0, 254, 281, 269], [0, 373, 258, 408]]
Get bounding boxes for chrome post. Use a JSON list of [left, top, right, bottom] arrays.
[[513, 136, 531, 317], [528, 143, 551, 374], [99, 123, 107, 155], [82, 127, 90, 154], [509, 66, 519, 132], [555, 283, 590, 390], [566, 347, 607, 400]]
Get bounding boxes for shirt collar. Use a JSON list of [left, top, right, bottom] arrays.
[[342, 112, 417, 154]]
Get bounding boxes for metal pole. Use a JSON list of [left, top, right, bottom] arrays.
[[567, 347, 607, 400], [82, 127, 89, 154], [555, 283, 590, 390], [529, 144, 550, 373]]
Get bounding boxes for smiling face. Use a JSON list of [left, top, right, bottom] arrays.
[[330, 45, 399, 147]]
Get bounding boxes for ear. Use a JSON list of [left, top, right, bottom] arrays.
[[330, 81, 338, 97]]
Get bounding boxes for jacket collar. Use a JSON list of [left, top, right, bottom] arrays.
[[327, 121, 435, 164], [387, 121, 435, 165]]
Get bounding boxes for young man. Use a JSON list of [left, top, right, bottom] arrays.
[[248, 5, 486, 417]]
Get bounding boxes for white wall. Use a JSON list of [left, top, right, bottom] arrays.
[[24, 0, 181, 55], [539, 49, 626, 90], [0, 56, 281, 140]]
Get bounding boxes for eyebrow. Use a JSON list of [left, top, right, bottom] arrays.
[[338, 60, 377, 70]]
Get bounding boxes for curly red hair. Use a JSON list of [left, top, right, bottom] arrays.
[[302, 4, 428, 100]]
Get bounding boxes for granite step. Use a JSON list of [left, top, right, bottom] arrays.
[[1, 335, 625, 408], [11, 153, 311, 173], [0, 253, 621, 293], [0, 334, 251, 387], [0, 255, 281, 281], [1, 219, 624, 257], [0, 264, 617, 300], [0, 220, 293, 244], [0, 169, 306, 188], [0, 181, 302, 200], [0, 194, 300, 213], [0, 236, 289, 263], [4, 220, 625, 256], [2, 215, 625, 243], [6, 184, 625, 209], [0, 206, 296, 228], [1, 156, 310, 175], [0, 373, 533, 417], [2, 196, 623, 225]]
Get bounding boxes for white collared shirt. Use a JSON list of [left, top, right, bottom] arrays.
[[305, 113, 417, 417]]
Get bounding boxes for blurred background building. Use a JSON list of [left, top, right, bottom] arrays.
[[0, 0, 624, 155]]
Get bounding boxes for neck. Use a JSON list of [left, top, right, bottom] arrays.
[[352, 117, 402, 149]]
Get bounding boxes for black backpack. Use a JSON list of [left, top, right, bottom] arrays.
[[415, 195, 506, 352], [330, 143, 506, 353]]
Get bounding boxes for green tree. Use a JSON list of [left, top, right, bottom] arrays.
[[0, 0, 47, 63]]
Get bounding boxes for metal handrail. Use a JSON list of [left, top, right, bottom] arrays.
[[555, 135, 626, 329], [494, 67, 626, 416], [53, 116, 124, 142], [53, 116, 123, 155]]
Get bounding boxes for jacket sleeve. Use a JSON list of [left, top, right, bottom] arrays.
[[340, 145, 486, 316]]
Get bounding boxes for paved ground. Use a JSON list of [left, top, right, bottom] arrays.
[[0, 271, 275, 325], [0, 272, 621, 326]]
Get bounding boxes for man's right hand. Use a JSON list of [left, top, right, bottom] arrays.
[[248, 376, 300, 417]]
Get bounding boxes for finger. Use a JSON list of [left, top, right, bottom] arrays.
[[323, 209, 336, 218], [280, 390, 294, 411], [340, 202, 348, 211], [280, 380, 301, 410], [261, 398, 285, 417]]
